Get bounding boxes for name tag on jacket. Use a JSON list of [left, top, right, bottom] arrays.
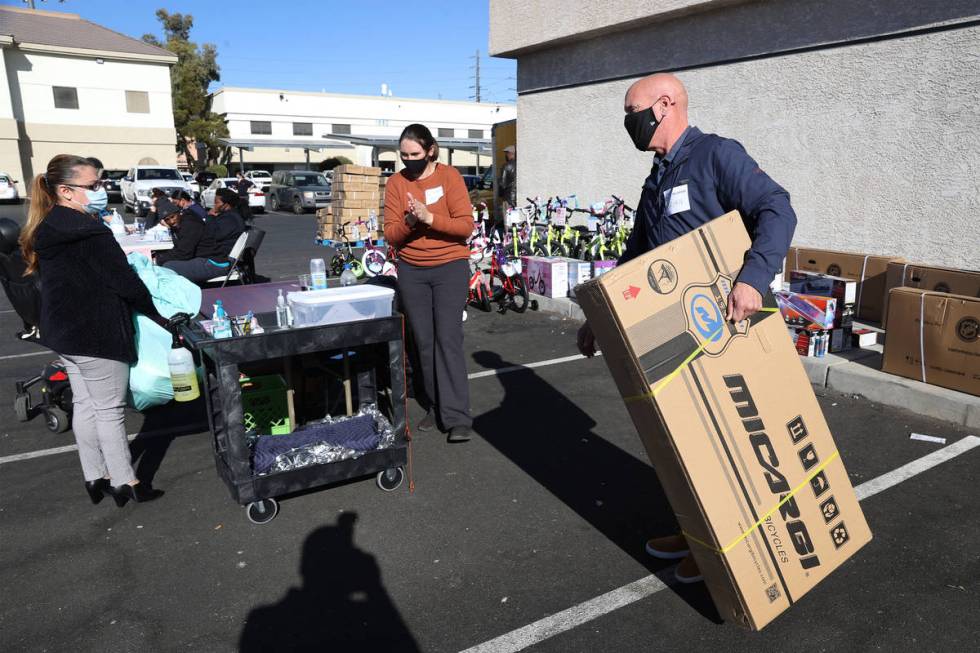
[[663, 184, 690, 215], [424, 186, 444, 205]]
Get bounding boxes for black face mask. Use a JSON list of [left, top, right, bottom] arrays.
[[624, 106, 660, 152], [401, 157, 429, 177]]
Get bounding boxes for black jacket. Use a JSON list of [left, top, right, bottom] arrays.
[[35, 205, 161, 363], [154, 209, 205, 265], [196, 209, 245, 263]]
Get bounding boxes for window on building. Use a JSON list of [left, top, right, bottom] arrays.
[[438, 128, 454, 138], [332, 123, 351, 135], [250, 121, 272, 135], [293, 122, 313, 136], [467, 129, 484, 139], [125, 90, 150, 113], [53, 86, 79, 110]]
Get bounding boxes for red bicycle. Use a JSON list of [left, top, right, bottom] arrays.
[[487, 244, 530, 313]]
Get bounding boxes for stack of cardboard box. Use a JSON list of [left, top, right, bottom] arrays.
[[316, 164, 384, 242]]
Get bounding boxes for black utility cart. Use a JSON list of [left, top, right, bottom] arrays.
[[181, 313, 408, 525]]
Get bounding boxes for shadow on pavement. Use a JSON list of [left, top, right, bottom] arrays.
[[471, 350, 722, 625], [238, 512, 420, 652], [129, 396, 208, 485]]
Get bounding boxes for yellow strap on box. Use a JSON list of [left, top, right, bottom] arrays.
[[624, 307, 779, 403], [683, 449, 840, 554]]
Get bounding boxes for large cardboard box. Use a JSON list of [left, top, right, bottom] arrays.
[[882, 262, 980, 328], [784, 247, 902, 323], [577, 211, 871, 630], [882, 288, 980, 396]]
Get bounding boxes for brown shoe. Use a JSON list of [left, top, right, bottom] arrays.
[[644, 534, 689, 559], [674, 555, 704, 584]]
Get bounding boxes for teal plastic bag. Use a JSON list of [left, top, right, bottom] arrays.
[[127, 253, 203, 410]]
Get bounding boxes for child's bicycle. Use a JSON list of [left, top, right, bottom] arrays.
[[329, 225, 365, 277], [467, 260, 494, 312], [487, 244, 532, 313]]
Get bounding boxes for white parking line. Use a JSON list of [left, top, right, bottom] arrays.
[[0, 350, 51, 361], [0, 423, 208, 465], [459, 435, 980, 653], [467, 353, 598, 380]]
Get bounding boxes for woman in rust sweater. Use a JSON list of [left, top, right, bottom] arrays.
[[384, 124, 475, 443]]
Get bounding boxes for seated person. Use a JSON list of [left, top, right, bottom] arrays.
[[153, 199, 204, 266], [161, 188, 245, 283], [146, 187, 168, 228], [170, 189, 207, 222]]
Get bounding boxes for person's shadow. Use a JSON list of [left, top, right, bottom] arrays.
[[239, 513, 420, 652], [471, 350, 722, 623], [129, 394, 207, 485]]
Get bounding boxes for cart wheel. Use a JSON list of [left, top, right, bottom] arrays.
[[44, 407, 70, 433], [14, 393, 30, 422], [246, 498, 279, 525], [376, 467, 404, 492]]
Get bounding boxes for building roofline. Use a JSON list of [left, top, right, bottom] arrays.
[[13, 41, 177, 64], [211, 86, 515, 108]]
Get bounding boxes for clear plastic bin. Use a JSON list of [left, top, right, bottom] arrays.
[[287, 285, 394, 327]]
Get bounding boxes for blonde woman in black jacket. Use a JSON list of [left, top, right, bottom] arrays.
[[20, 155, 165, 506]]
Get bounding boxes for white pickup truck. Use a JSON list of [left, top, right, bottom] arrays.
[[120, 165, 194, 217]]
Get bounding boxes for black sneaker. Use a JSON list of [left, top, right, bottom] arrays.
[[447, 426, 472, 443], [417, 411, 436, 432]]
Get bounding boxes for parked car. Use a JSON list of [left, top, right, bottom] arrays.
[[267, 170, 331, 214], [244, 169, 273, 190], [100, 169, 127, 202], [181, 172, 200, 200], [120, 165, 194, 217], [201, 178, 266, 214], [195, 171, 218, 190], [468, 166, 495, 214], [0, 173, 20, 203], [461, 174, 481, 191]]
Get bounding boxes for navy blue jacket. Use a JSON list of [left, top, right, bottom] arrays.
[[34, 205, 161, 363], [620, 126, 796, 295]]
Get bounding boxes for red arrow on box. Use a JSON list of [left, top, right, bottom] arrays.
[[623, 285, 641, 300]]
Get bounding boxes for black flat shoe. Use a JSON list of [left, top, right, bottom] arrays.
[[447, 426, 472, 443], [109, 482, 164, 507], [84, 478, 110, 505], [417, 411, 436, 432]]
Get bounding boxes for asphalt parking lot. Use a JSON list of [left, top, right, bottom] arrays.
[[1, 205, 977, 652]]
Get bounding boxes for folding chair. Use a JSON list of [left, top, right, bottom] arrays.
[[206, 228, 265, 287]]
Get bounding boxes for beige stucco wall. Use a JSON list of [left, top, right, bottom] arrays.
[[514, 24, 980, 270], [18, 123, 177, 184]]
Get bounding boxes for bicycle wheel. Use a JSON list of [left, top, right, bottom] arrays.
[[510, 273, 530, 313]]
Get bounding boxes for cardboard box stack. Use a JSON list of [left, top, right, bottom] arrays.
[[316, 164, 384, 242], [882, 288, 980, 397], [881, 262, 980, 328], [783, 247, 903, 323], [577, 211, 871, 630]]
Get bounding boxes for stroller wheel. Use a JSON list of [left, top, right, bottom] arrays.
[[14, 393, 30, 422], [44, 407, 71, 433]]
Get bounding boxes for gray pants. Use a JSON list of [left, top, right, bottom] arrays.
[[61, 355, 136, 485], [163, 258, 230, 283], [397, 259, 472, 429]]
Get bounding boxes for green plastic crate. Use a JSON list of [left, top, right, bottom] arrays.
[[240, 374, 291, 435]]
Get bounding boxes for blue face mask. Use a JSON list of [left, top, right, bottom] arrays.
[[83, 188, 108, 214]]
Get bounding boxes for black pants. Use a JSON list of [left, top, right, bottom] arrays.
[[238, 196, 252, 223], [397, 259, 471, 429]]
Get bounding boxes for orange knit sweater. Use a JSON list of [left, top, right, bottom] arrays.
[[383, 164, 474, 266]]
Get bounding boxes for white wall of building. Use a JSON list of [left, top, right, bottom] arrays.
[[2, 48, 177, 188], [212, 87, 515, 171], [491, 0, 980, 271]]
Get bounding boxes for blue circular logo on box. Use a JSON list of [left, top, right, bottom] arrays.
[[690, 293, 723, 341]]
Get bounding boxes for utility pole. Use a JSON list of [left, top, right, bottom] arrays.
[[469, 50, 482, 103]]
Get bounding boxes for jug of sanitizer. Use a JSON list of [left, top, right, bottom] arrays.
[[168, 330, 200, 402]]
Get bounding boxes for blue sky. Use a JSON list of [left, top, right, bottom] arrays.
[[4, 0, 516, 103]]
